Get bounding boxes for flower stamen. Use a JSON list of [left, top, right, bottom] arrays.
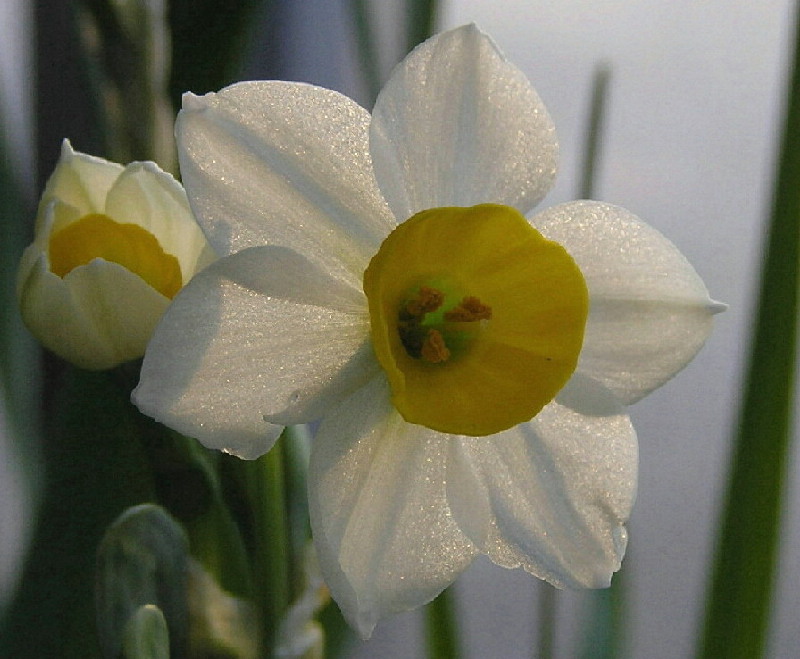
[[405, 285, 444, 316], [444, 296, 492, 322], [398, 286, 493, 363], [420, 329, 450, 363]]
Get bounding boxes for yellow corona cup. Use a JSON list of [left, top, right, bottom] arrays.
[[17, 140, 215, 369], [364, 204, 588, 436]]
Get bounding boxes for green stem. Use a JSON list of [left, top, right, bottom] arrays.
[[579, 570, 625, 659], [245, 434, 291, 654], [697, 4, 800, 658], [425, 587, 459, 659], [282, 424, 313, 594], [535, 584, 556, 659]]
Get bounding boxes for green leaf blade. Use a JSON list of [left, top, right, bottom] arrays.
[[697, 5, 800, 658]]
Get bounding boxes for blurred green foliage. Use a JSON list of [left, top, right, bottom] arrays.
[[698, 3, 800, 657]]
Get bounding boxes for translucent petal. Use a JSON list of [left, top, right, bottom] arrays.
[[308, 377, 479, 638], [459, 377, 637, 588], [105, 162, 216, 282], [17, 248, 169, 370], [36, 140, 123, 232], [535, 201, 723, 404], [133, 246, 376, 458], [176, 81, 395, 283], [370, 24, 558, 220]]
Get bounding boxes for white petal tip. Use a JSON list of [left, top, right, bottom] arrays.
[[709, 299, 728, 314], [220, 445, 270, 461], [60, 138, 75, 156], [352, 613, 378, 640], [181, 91, 211, 112]]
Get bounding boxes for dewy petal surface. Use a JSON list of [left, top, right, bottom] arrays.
[[459, 376, 637, 588], [176, 81, 395, 283], [133, 246, 377, 458], [370, 24, 558, 220], [309, 377, 479, 638], [535, 201, 722, 404]]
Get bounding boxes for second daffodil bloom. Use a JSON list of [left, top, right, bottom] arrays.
[[17, 140, 215, 370], [133, 25, 724, 636]]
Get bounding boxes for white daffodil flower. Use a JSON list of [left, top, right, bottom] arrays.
[[133, 25, 723, 637], [17, 140, 215, 370]]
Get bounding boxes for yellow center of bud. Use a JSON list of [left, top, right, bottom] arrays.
[[48, 213, 183, 299], [363, 204, 589, 436]]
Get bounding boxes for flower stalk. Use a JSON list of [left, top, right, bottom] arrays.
[[242, 434, 291, 652], [425, 587, 459, 659]]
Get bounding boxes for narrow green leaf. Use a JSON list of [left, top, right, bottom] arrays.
[[349, 0, 383, 104], [425, 587, 460, 659], [77, 0, 176, 168], [575, 62, 626, 659], [698, 5, 800, 658], [318, 595, 353, 659], [579, 63, 611, 200], [406, 0, 439, 54], [0, 101, 40, 542], [0, 114, 37, 424], [168, 0, 269, 106], [0, 104, 41, 636]]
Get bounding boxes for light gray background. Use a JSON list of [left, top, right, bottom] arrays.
[[351, 1, 800, 657]]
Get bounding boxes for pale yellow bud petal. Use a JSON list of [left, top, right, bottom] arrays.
[[17, 140, 214, 369]]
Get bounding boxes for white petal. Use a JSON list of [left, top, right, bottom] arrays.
[[36, 139, 123, 232], [105, 161, 216, 281], [535, 201, 723, 404], [176, 81, 395, 283], [309, 377, 479, 638], [17, 248, 169, 370], [370, 24, 558, 220], [133, 246, 376, 459], [460, 380, 637, 588]]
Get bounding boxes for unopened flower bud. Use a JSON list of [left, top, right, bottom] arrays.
[[17, 140, 214, 369]]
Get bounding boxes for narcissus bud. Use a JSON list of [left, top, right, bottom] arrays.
[[17, 140, 215, 369]]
